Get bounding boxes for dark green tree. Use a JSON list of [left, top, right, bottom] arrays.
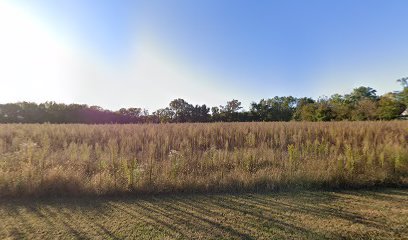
[[377, 94, 406, 120], [396, 77, 408, 107], [346, 86, 378, 103]]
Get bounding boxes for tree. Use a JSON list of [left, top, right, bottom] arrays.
[[169, 98, 193, 122], [294, 97, 334, 121], [191, 104, 210, 122], [250, 100, 269, 121], [0, 103, 22, 123], [377, 94, 405, 120], [251, 96, 297, 121], [0, 81, 405, 124], [351, 99, 378, 121], [211, 106, 221, 121], [397, 77, 408, 88], [216, 99, 244, 122], [293, 97, 315, 121], [221, 99, 242, 113], [153, 108, 174, 123], [396, 77, 408, 107], [296, 103, 318, 121], [296, 97, 315, 107], [315, 98, 334, 121], [346, 86, 378, 103], [329, 94, 352, 120]]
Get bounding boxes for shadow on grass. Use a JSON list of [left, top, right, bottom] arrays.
[[0, 188, 407, 239]]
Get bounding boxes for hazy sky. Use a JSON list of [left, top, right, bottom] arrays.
[[1, 0, 407, 111]]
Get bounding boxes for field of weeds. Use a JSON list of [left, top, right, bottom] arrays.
[[0, 122, 407, 197]]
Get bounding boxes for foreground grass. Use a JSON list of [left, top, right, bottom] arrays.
[[0, 188, 407, 239], [1, 122, 407, 197]]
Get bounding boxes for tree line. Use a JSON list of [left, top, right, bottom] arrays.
[[1, 79, 407, 124]]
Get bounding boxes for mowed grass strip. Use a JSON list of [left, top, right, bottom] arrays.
[[0, 188, 407, 240]]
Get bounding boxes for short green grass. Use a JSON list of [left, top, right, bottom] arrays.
[[0, 188, 407, 240]]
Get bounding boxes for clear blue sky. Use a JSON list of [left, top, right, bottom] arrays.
[[1, 0, 407, 111]]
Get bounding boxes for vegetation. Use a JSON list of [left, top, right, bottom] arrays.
[[1, 80, 407, 123], [0, 122, 406, 197], [0, 188, 407, 239]]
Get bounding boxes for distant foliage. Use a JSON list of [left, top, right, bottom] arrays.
[[0, 122, 406, 197], [0, 80, 407, 123]]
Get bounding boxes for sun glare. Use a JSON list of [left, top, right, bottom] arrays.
[[0, 1, 229, 110], [0, 1, 78, 103]]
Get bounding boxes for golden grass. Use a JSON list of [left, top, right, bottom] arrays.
[[0, 122, 407, 197], [0, 188, 407, 239]]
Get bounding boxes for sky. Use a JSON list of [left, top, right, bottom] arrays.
[[0, 0, 407, 111]]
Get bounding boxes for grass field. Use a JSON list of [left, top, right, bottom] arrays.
[[0, 122, 407, 197], [0, 188, 407, 239], [0, 122, 407, 238]]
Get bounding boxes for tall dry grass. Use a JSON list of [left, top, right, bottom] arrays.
[[0, 122, 407, 197]]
